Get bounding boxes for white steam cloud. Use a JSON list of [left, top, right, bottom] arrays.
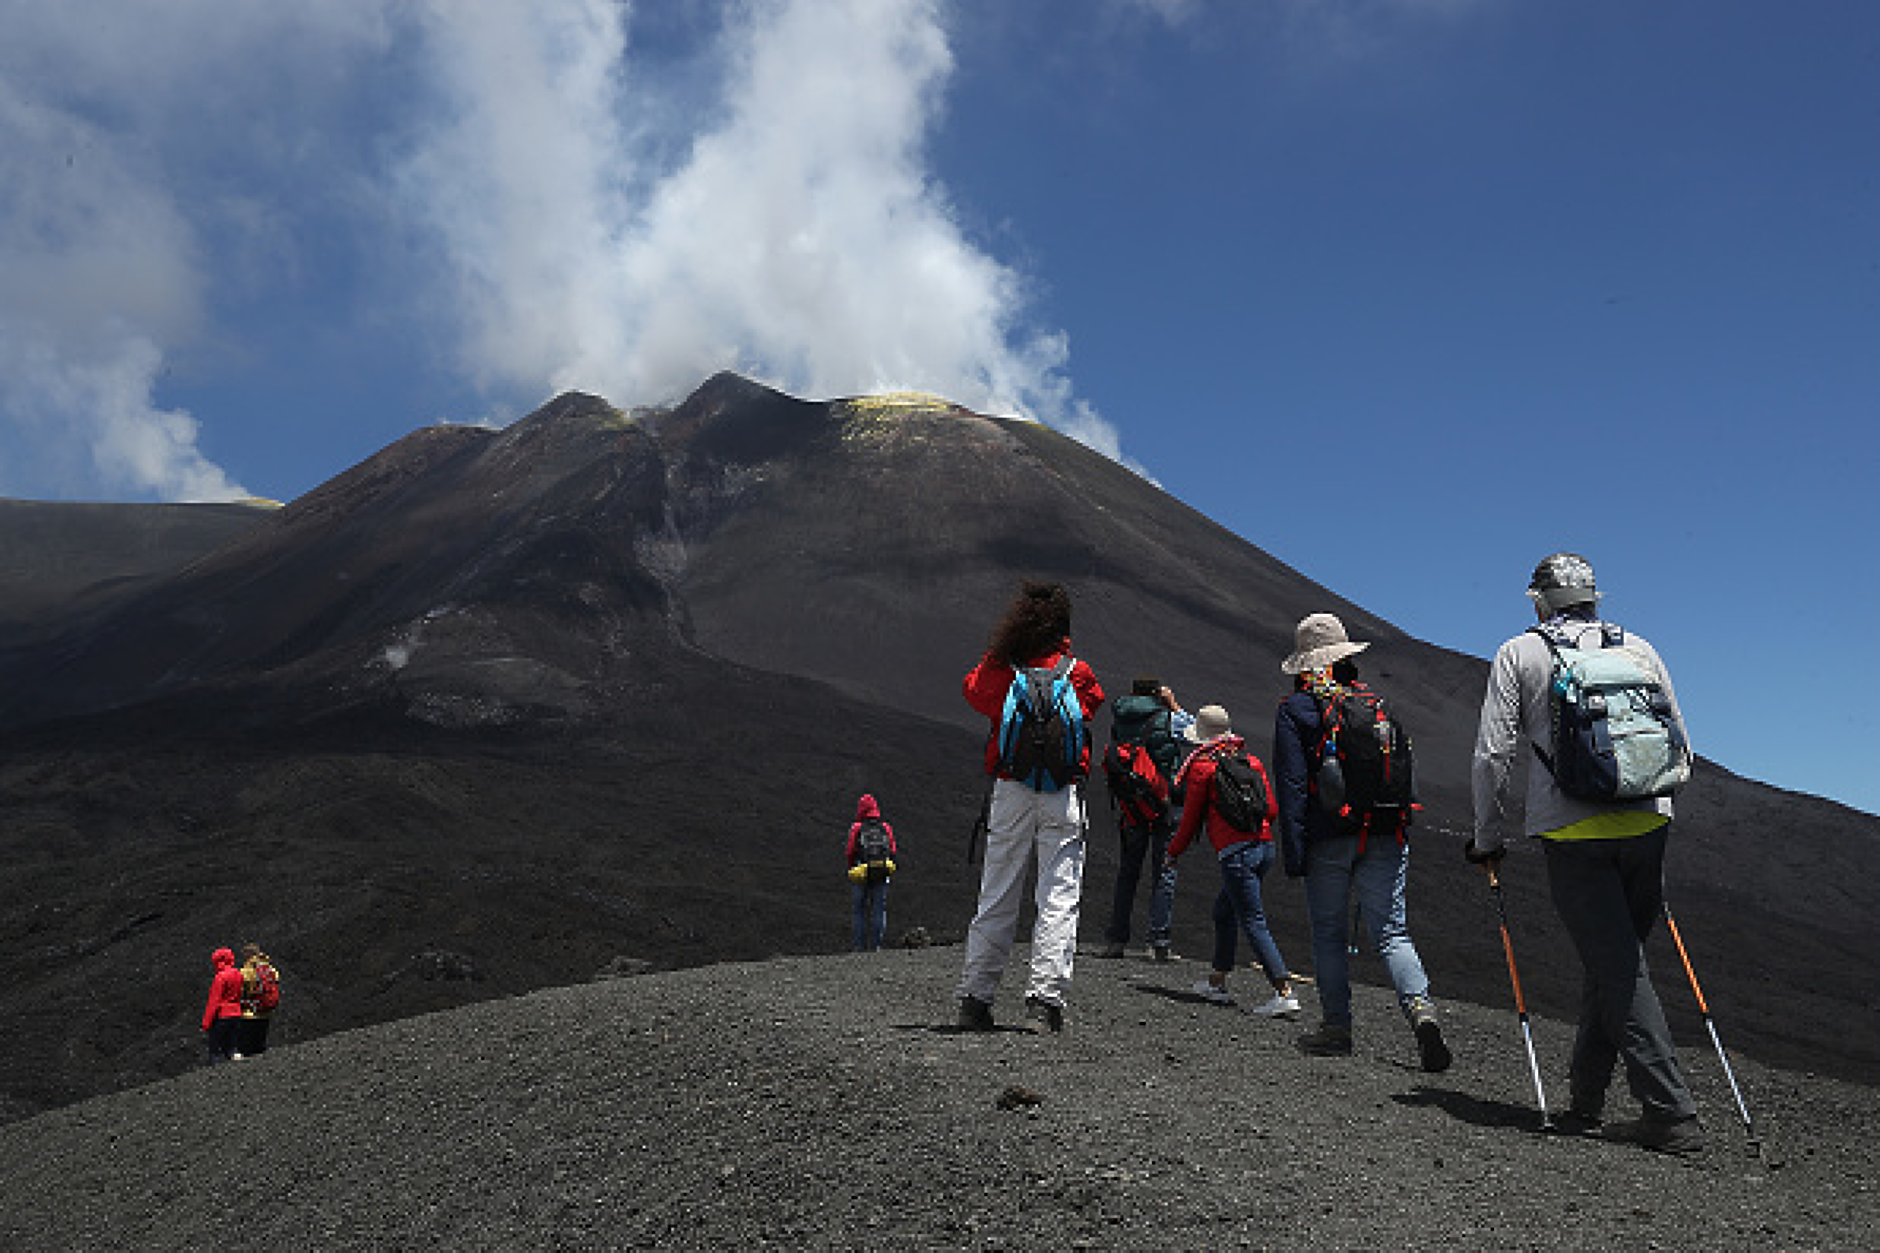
[[0, 65, 238, 500], [398, 0, 1124, 457], [0, 0, 1122, 502]]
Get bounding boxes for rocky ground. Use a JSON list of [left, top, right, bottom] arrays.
[[0, 943, 1871, 1251]]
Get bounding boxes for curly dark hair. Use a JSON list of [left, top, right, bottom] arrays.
[[987, 580, 1072, 666]]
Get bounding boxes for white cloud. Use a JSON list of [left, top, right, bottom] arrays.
[[0, 68, 232, 499], [0, 0, 1129, 499], [0, 1, 395, 501]]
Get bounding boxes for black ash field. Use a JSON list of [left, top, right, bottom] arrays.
[[0, 945, 1872, 1252]]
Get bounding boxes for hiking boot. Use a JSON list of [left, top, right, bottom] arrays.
[[956, 995, 996, 1032], [1024, 996, 1064, 1034], [1248, 991, 1302, 1018], [1094, 941, 1126, 959], [1603, 1114, 1705, 1157], [1299, 1022, 1353, 1056], [1191, 979, 1235, 1006], [1413, 1019, 1452, 1073], [1406, 1001, 1452, 1073]]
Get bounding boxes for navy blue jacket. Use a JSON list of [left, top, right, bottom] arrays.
[[1272, 687, 1337, 878]]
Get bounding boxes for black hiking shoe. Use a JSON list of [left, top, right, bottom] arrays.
[[1299, 1022, 1353, 1056], [1407, 1001, 1452, 1073], [1553, 1107, 1604, 1137], [956, 995, 995, 1032], [1603, 1114, 1705, 1157], [1024, 996, 1064, 1034]]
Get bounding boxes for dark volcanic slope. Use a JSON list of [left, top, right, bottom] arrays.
[[0, 947, 1873, 1252], [0, 374, 1875, 1130], [0, 498, 271, 646]]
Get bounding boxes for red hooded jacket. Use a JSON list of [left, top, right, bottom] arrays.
[[202, 948, 244, 1031], [1167, 736, 1275, 860], [846, 793, 898, 864], [961, 645, 1105, 779]]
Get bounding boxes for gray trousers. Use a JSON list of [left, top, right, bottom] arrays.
[[1542, 824, 1698, 1121]]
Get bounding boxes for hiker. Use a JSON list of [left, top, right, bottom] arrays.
[[846, 794, 898, 952], [235, 942, 281, 1057], [201, 946, 244, 1064], [1466, 553, 1703, 1154], [1274, 613, 1450, 1070], [956, 581, 1105, 1034], [1097, 678, 1195, 962], [1165, 705, 1300, 1016]]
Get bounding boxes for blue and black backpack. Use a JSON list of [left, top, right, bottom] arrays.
[[996, 656, 1087, 792]]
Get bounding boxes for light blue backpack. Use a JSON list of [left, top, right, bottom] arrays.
[[1530, 622, 1692, 802]]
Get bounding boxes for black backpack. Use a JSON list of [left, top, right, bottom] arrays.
[[854, 818, 893, 883], [1209, 748, 1271, 832], [1315, 683, 1416, 838]]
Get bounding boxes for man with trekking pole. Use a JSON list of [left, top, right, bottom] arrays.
[[1464, 553, 1705, 1156]]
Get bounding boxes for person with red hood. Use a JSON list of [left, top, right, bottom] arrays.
[[201, 947, 245, 1063], [955, 581, 1105, 1035], [846, 794, 898, 951]]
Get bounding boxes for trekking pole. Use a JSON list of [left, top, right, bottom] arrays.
[[1487, 865, 1555, 1132], [1661, 899, 1761, 1157]]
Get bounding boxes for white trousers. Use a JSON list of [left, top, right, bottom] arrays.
[[956, 778, 1087, 1008]]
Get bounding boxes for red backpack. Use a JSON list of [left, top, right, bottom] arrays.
[[247, 960, 281, 1013], [1102, 740, 1170, 827]]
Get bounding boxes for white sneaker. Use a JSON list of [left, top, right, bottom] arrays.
[[1192, 979, 1235, 1005], [1249, 992, 1302, 1017]]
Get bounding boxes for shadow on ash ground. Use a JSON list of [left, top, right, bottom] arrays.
[[1, 944, 1873, 1251]]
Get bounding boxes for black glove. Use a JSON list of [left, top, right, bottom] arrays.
[[1463, 839, 1506, 866]]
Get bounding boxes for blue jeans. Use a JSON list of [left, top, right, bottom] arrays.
[[851, 879, 888, 951], [1105, 814, 1176, 946], [1210, 841, 1289, 984], [1304, 834, 1430, 1027], [1543, 824, 1697, 1121]]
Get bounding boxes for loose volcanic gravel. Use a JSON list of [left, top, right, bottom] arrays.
[[1, 944, 1874, 1251]]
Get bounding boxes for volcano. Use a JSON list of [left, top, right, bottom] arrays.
[[0, 373, 1873, 1122]]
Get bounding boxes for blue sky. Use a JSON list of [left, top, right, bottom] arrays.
[[2, 1, 1875, 816]]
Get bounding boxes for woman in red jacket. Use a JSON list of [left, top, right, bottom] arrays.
[[201, 946, 245, 1063], [955, 581, 1105, 1035], [1166, 705, 1301, 1018]]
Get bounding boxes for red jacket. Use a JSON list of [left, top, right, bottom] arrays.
[[1167, 736, 1275, 860], [846, 793, 898, 864], [202, 948, 244, 1030], [962, 645, 1105, 779]]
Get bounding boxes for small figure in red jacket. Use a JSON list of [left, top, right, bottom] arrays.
[[846, 794, 898, 951], [201, 946, 245, 1063]]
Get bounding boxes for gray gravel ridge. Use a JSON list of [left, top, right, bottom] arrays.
[[0, 945, 1873, 1251]]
